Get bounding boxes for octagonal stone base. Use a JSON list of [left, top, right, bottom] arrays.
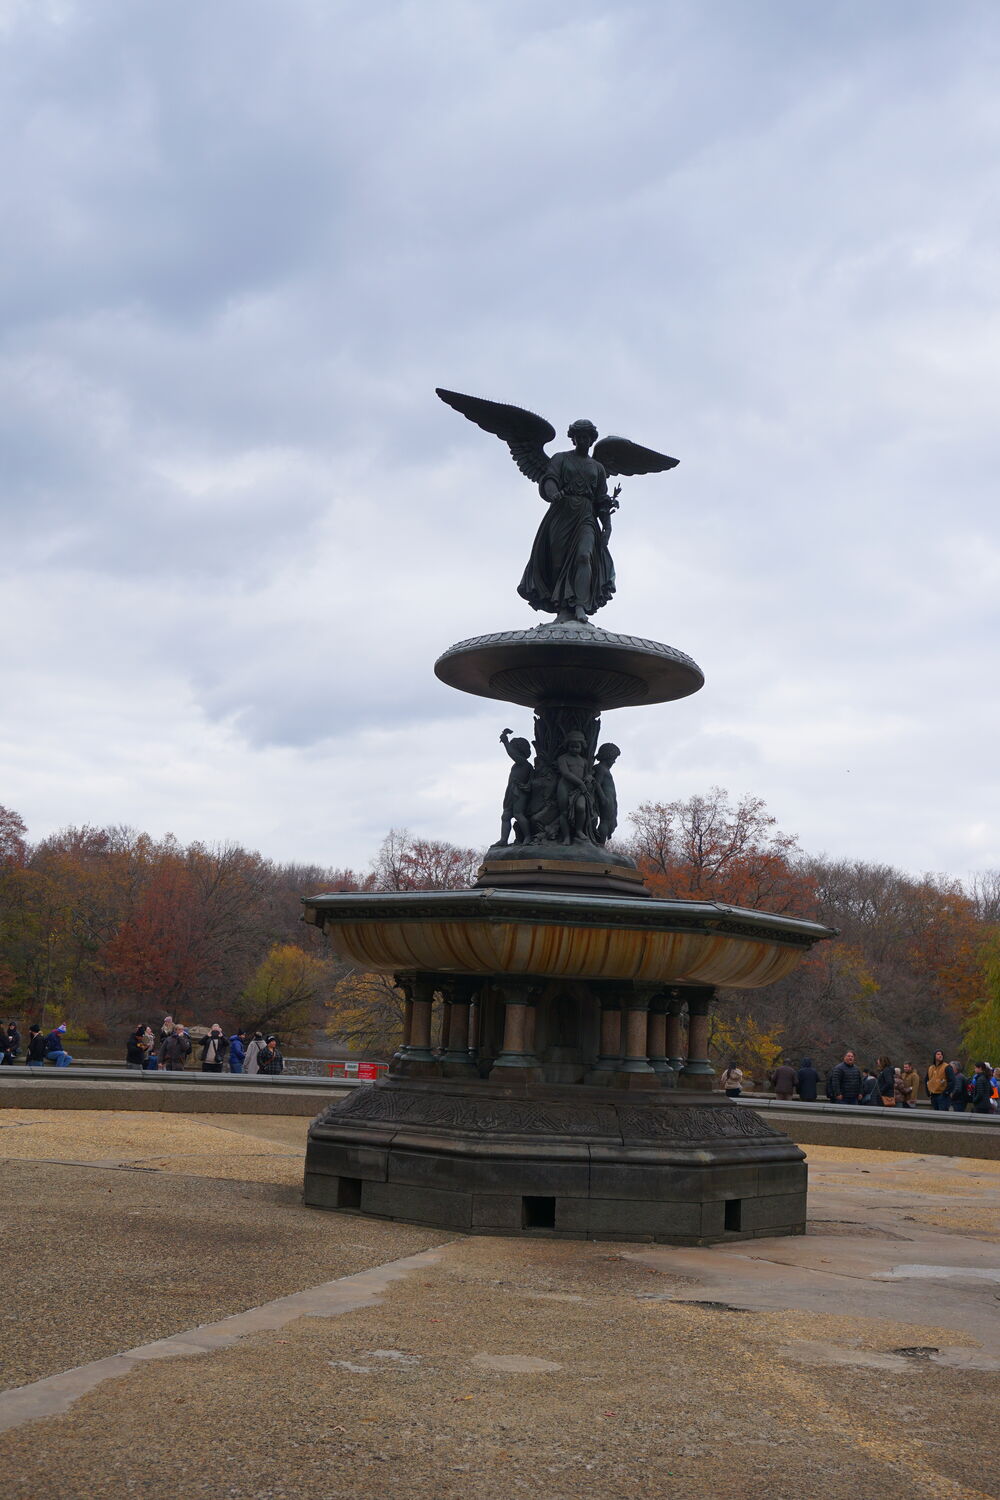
[[304, 1078, 806, 1244]]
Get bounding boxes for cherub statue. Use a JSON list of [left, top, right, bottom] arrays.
[[591, 742, 621, 845], [498, 728, 533, 845], [436, 388, 679, 624], [556, 730, 597, 844]]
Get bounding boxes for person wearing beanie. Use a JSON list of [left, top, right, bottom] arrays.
[[44, 1022, 73, 1067], [257, 1035, 284, 1076], [26, 1025, 46, 1067]]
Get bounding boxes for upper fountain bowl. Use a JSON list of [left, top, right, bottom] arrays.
[[434, 622, 704, 711]]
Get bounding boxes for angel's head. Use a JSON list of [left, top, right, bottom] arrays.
[[567, 419, 598, 452]]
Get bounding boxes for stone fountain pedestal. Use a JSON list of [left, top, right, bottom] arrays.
[[303, 609, 833, 1241], [304, 1076, 805, 1243]]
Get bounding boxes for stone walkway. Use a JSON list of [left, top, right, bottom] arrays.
[[2, 1110, 999, 1499]]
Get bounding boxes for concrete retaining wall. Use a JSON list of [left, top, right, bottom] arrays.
[[746, 1097, 1000, 1161], [0, 1072, 352, 1117]]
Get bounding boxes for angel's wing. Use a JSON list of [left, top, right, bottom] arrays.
[[592, 436, 679, 478], [436, 388, 556, 484]]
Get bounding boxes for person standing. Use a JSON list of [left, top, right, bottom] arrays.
[[796, 1058, 819, 1102], [770, 1060, 797, 1101], [257, 1036, 284, 1075], [26, 1025, 46, 1067], [971, 1062, 993, 1114], [876, 1056, 896, 1107], [125, 1026, 149, 1070], [243, 1032, 265, 1075], [200, 1024, 228, 1073], [948, 1061, 968, 1113], [228, 1030, 246, 1074], [829, 1050, 862, 1104], [899, 1062, 920, 1108], [859, 1068, 881, 1105], [1, 1023, 19, 1065], [159, 1025, 191, 1071], [925, 1051, 953, 1112], [719, 1063, 743, 1098]]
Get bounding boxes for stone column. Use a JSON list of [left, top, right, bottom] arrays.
[[438, 996, 452, 1054], [395, 973, 440, 1077], [664, 992, 685, 1073], [490, 980, 542, 1082], [441, 977, 479, 1078], [678, 987, 717, 1090], [645, 992, 675, 1085], [585, 983, 622, 1084], [613, 983, 659, 1091]]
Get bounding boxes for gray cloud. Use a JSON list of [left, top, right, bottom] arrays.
[[2, 0, 1000, 876]]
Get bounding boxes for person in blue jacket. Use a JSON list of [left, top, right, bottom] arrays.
[[229, 1029, 247, 1074]]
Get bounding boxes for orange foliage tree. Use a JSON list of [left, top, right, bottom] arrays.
[[625, 788, 817, 916]]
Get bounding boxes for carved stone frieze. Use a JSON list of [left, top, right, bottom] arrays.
[[315, 1084, 782, 1144]]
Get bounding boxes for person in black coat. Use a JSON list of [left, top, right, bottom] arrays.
[[126, 1026, 149, 1069], [875, 1056, 896, 1106], [829, 1051, 863, 1103], [948, 1062, 968, 1112], [971, 1062, 993, 1114], [796, 1058, 819, 1102], [26, 1025, 47, 1066]]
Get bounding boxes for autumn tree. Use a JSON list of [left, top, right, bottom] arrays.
[[370, 828, 481, 892], [625, 789, 816, 915], [325, 970, 406, 1055], [235, 942, 334, 1039]]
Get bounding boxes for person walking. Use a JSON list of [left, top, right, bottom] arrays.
[[257, 1036, 284, 1075], [243, 1032, 265, 1075], [228, 1030, 246, 1074], [44, 1023, 73, 1067], [796, 1058, 819, 1102], [125, 1026, 150, 1070], [719, 1063, 743, 1098], [829, 1050, 862, 1104], [770, 1060, 797, 1101], [876, 1056, 896, 1107], [200, 1024, 228, 1073], [899, 1062, 920, 1108], [948, 1061, 968, 1113], [159, 1025, 191, 1071], [925, 1051, 953, 1112], [971, 1062, 993, 1114], [26, 1025, 46, 1067]]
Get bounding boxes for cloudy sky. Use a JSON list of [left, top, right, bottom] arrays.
[[3, 0, 1000, 879]]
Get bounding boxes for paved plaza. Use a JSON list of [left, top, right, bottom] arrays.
[[2, 1108, 999, 1499]]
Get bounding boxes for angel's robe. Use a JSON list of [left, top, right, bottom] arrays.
[[516, 449, 616, 617]]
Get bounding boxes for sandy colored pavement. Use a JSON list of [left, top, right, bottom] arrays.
[[3, 1112, 1000, 1500]]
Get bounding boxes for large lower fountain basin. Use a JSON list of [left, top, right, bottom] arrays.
[[303, 888, 833, 988]]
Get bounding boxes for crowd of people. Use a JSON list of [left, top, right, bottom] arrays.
[[720, 1049, 1000, 1113], [0, 1016, 284, 1074]]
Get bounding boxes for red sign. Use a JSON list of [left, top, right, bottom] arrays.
[[358, 1062, 379, 1080]]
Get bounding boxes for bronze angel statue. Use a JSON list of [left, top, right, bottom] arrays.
[[437, 388, 678, 624]]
